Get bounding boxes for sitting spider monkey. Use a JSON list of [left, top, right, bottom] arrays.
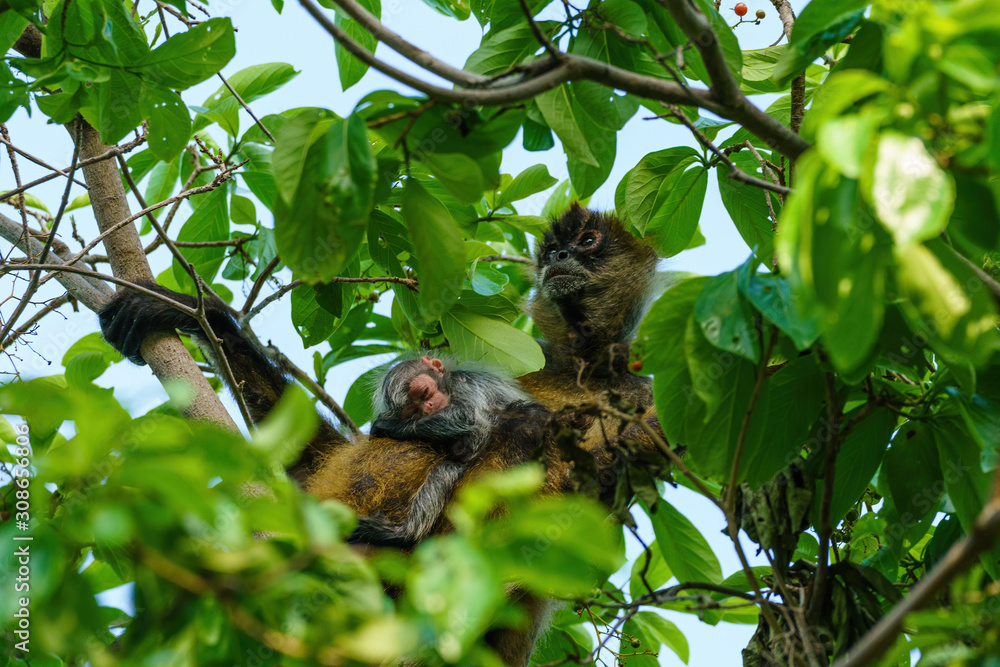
[[349, 356, 551, 548], [99, 204, 666, 666]]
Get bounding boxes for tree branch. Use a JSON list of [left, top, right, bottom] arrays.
[[328, 0, 492, 87], [834, 500, 1000, 667], [299, 0, 810, 158], [66, 117, 237, 430]]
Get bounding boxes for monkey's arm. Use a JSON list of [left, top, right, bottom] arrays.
[[99, 283, 348, 483], [347, 460, 467, 548], [371, 410, 479, 460]]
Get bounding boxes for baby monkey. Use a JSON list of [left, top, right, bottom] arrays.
[[349, 356, 550, 548]]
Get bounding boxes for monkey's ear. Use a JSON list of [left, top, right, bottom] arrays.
[[421, 356, 446, 376]]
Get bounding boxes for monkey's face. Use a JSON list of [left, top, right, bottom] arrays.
[[400, 357, 451, 418], [537, 205, 612, 299]]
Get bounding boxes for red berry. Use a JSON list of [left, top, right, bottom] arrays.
[[630, 359, 643, 373], [735, 3, 747, 16]]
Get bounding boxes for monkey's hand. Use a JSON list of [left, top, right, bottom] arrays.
[[347, 513, 416, 550], [100, 283, 238, 365]]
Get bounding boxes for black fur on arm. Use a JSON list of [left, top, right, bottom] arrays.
[[99, 283, 349, 485], [347, 460, 468, 548], [370, 409, 479, 461]]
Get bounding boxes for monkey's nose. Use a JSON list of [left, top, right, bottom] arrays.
[[556, 249, 570, 261]]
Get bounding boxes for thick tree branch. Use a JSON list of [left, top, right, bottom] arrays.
[[328, 0, 492, 87], [66, 117, 237, 430], [835, 499, 1000, 667], [0, 212, 112, 312], [300, 0, 810, 159]]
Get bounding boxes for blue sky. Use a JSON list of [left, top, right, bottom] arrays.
[[0, 1, 809, 663]]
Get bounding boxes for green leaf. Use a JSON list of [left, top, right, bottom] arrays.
[[144, 157, 180, 208], [772, 3, 866, 85], [273, 109, 331, 206], [172, 186, 229, 289], [291, 283, 340, 348], [140, 86, 191, 162], [335, 0, 380, 89], [629, 542, 673, 600], [622, 148, 704, 257], [884, 423, 943, 524], [402, 180, 466, 320], [717, 152, 777, 264], [645, 498, 722, 584], [694, 269, 759, 363], [342, 361, 390, 427], [869, 133, 954, 246], [799, 70, 888, 143], [535, 85, 599, 167], [894, 239, 999, 366], [275, 114, 373, 282], [196, 62, 300, 137], [933, 420, 1000, 578], [497, 164, 558, 208], [419, 0, 470, 20], [464, 21, 554, 77], [420, 152, 486, 203], [441, 305, 544, 376], [636, 277, 709, 447], [627, 611, 690, 665], [814, 407, 896, 528], [741, 273, 821, 350], [141, 18, 236, 89]]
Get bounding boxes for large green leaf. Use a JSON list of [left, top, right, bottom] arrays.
[[772, 1, 866, 85], [694, 269, 759, 364], [717, 152, 777, 264], [275, 114, 373, 282], [622, 147, 705, 256], [869, 133, 954, 246], [535, 85, 599, 167], [635, 277, 709, 448], [335, 0, 380, 90], [441, 305, 544, 376], [195, 62, 300, 136], [884, 422, 943, 524], [497, 164, 558, 208], [813, 407, 896, 528], [402, 180, 466, 320], [623, 611, 690, 666], [141, 18, 236, 89], [140, 86, 191, 162], [645, 499, 722, 585], [172, 186, 230, 289], [894, 239, 999, 366]]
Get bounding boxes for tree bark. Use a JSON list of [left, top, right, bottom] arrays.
[[66, 118, 237, 429]]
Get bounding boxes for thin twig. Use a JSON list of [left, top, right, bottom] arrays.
[[0, 136, 88, 189], [664, 104, 792, 196], [0, 131, 147, 203], [216, 73, 276, 142], [272, 349, 360, 435], [241, 256, 282, 316], [0, 293, 72, 352], [725, 329, 778, 516]]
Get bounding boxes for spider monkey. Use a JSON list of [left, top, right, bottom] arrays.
[[98, 204, 665, 666], [349, 356, 551, 548]]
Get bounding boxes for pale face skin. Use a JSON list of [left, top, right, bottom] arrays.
[[407, 356, 450, 415]]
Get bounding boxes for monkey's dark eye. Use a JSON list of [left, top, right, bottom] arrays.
[[544, 249, 556, 263], [581, 232, 597, 247]]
